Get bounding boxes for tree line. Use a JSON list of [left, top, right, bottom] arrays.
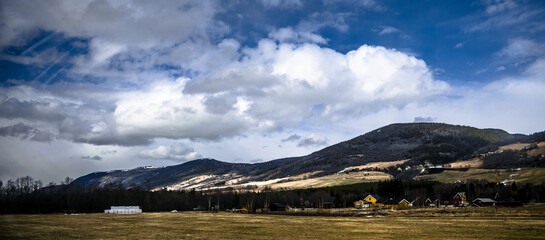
[[1, 176, 545, 214]]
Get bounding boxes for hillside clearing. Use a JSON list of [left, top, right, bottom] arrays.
[[450, 158, 483, 168], [499, 143, 533, 152], [416, 168, 545, 184], [528, 142, 545, 156], [270, 171, 392, 190], [1, 211, 544, 239], [353, 159, 410, 169]]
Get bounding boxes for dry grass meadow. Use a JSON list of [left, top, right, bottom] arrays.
[[416, 168, 545, 184], [2, 207, 545, 239]]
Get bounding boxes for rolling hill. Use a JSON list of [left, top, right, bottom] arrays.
[[71, 123, 544, 191]]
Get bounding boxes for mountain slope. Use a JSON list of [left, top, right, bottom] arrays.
[[260, 123, 517, 180], [71, 123, 533, 190]]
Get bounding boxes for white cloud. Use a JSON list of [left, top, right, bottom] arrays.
[[348, 57, 545, 135], [185, 40, 448, 132], [297, 12, 351, 33], [499, 38, 545, 59], [269, 27, 327, 44], [0, 0, 220, 49], [0, 38, 449, 147], [454, 43, 464, 49], [484, 0, 517, 15], [138, 143, 201, 162], [323, 0, 383, 11], [297, 133, 328, 147], [282, 134, 302, 142], [113, 78, 253, 141], [413, 116, 436, 123], [468, 2, 543, 32], [376, 26, 400, 35], [258, 0, 303, 8], [81, 155, 102, 161], [0, 0, 227, 86], [373, 26, 409, 39], [0, 97, 66, 122]]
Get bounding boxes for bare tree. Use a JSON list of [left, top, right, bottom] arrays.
[[63, 177, 73, 185], [33, 180, 42, 192], [206, 194, 213, 211]]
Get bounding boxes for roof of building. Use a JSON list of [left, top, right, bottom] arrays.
[[472, 198, 496, 203], [437, 192, 465, 200], [364, 194, 386, 202], [477, 193, 501, 199]]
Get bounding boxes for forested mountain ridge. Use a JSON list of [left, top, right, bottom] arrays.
[[71, 123, 543, 190]]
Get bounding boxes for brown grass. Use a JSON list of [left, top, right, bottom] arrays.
[[528, 142, 545, 157], [499, 143, 532, 152], [2, 209, 545, 239], [353, 159, 410, 169], [416, 168, 545, 184], [270, 171, 392, 190], [450, 158, 483, 168]]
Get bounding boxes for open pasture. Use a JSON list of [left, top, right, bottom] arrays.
[[2, 210, 545, 239]]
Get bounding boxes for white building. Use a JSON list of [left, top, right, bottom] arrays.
[[104, 206, 142, 214]]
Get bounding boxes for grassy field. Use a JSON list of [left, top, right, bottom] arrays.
[[270, 171, 392, 190], [450, 158, 483, 168], [2, 209, 545, 239], [416, 168, 545, 184]]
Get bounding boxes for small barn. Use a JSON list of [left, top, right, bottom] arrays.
[[472, 198, 496, 207], [425, 198, 436, 207], [437, 192, 467, 206]]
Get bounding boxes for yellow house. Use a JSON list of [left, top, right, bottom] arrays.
[[384, 197, 412, 209], [363, 194, 385, 207]]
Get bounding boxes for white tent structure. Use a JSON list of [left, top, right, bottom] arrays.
[[104, 206, 142, 214]]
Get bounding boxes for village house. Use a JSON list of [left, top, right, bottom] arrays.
[[436, 192, 467, 207], [425, 198, 436, 207], [362, 194, 389, 207], [383, 196, 413, 209], [354, 200, 371, 209], [356, 194, 414, 208], [352, 191, 521, 209], [472, 198, 496, 207]]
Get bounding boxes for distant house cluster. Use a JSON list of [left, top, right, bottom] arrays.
[[354, 194, 417, 209], [104, 206, 142, 214], [354, 192, 523, 209]]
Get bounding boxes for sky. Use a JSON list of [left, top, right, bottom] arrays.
[[0, 0, 544, 184]]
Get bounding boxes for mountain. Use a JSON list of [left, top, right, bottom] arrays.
[[71, 123, 539, 191]]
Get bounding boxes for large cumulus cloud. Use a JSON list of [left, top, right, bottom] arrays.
[[0, 39, 450, 146]]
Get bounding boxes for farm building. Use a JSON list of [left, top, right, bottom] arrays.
[[354, 200, 371, 209], [104, 206, 142, 214], [424, 198, 436, 207], [472, 198, 496, 207], [357, 194, 415, 208], [436, 192, 467, 206], [384, 196, 413, 208], [362, 194, 389, 207]]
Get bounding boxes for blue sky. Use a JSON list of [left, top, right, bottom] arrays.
[[0, 0, 544, 183]]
